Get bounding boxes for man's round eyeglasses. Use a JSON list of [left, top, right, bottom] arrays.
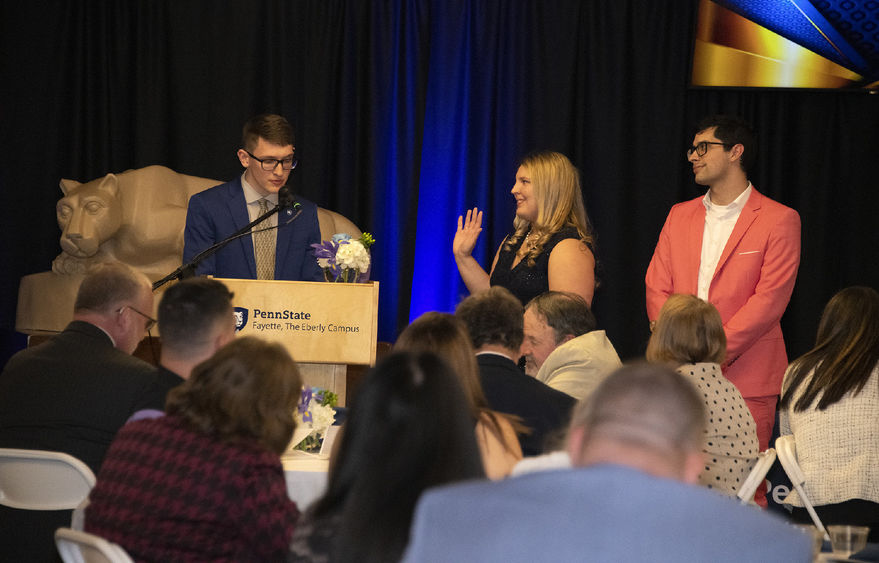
[[118, 305, 157, 332], [243, 149, 298, 171], [686, 141, 732, 158]]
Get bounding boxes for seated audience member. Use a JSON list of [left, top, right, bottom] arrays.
[[646, 294, 759, 498], [0, 261, 163, 472], [779, 286, 879, 541], [0, 261, 164, 562], [403, 364, 812, 563], [523, 291, 621, 399], [85, 337, 301, 561], [395, 312, 523, 479], [154, 277, 236, 394], [455, 286, 576, 456], [288, 351, 485, 563]]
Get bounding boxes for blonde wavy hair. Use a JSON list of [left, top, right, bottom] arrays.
[[505, 151, 594, 266]]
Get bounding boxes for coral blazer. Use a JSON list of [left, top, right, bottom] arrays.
[[645, 188, 801, 398]]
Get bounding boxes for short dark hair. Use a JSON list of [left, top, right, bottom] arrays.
[[73, 261, 149, 314], [695, 114, 756, 173], [526, 291, 596, 343], [166, 337, 302, 454], [455, 286, 525, 350], [158, 278, 234, 353], [241, 113, 295, 151], [310, 351, 484, 562]]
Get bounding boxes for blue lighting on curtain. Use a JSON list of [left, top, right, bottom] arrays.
[[408, 1, 523, 323], [371, 0, 427, 342]]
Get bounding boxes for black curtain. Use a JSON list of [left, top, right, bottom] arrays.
[[1, 0, 876, 366]]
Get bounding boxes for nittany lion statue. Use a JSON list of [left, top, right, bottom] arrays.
[[52, 165, 217, 278], [16, 165, 360, 333]]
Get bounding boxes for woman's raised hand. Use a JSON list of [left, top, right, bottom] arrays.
[[453, 207, 483, 259]]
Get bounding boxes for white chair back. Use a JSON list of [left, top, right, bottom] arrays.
[[55, 527, 134, 563], [737, 448, 776, 505], [775, 434, 829, 539], [0, 448, 96, 510]]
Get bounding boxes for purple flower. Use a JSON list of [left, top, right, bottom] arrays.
[[298, 387, 313, 414], [311, 240, 339, 261]]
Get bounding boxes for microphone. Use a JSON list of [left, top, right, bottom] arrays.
[[278, 185, 295, 209]]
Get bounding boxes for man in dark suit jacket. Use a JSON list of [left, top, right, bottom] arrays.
[[152, 277, 237, 398], [456, 286, 575, 456], [183, 113, 324, 282], [0, 261, 165, 561], [403, 364, 812, 563]]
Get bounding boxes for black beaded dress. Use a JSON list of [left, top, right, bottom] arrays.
[[489, 226, 585, 305]]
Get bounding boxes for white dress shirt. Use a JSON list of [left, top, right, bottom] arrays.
[[698, 184, 752, 300]]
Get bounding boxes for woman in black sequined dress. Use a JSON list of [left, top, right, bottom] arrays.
[[452, 151, 596, 306]]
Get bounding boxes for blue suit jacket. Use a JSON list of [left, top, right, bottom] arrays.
[[183, 177, 325, 281], [404, 465, 812, 562]]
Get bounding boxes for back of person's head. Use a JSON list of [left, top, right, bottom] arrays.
[[241, 113, 294, 150], [568, 363, 706, 482], [781, 286, 879, 412], [526, 291, 596, 342], [73, 261, 150, 315], [166, 336, 302, 454], [645, 294, 726, 365], [312, 351, 484, 563], [694, 114, 756, 172], [455, 286, 524, 351], [158, 278, 235, 356], [394, 312, 486, 415]]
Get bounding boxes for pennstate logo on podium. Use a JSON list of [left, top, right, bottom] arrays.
[[233, 307, 249, 332]]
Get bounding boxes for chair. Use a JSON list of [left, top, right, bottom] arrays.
[[775, 434, 829, 540], [0, 448, 96, 510], [737, 448, 776, 505], [55, 528, 134, 563]]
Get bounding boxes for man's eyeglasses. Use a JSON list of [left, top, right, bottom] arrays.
[[243, 149, 298, 171], [686, 141, 732, 158], [118, 305, 157, 332]]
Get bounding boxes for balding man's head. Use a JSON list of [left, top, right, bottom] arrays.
[[73, 262, 154, 354], [567, 363, 706, 483]]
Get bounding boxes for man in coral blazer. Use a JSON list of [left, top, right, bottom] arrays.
[[646, 115, 801, 453]]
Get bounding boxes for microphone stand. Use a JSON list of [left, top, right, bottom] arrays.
[[153, 192, 299, 291]]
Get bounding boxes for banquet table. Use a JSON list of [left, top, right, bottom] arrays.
[[282, 451, 330, 511]]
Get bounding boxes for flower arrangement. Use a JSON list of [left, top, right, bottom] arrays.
[[311, 232, 375, 283], [291, 386, 338, 452]]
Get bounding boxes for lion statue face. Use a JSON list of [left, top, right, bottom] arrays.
[[56, 174, 123, 258]]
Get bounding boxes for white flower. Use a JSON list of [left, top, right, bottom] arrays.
[[309, 403, 336, 430], [335, 240, 371, 273]]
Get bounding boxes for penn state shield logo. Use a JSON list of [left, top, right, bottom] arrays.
[[233, 307, 249, 332]]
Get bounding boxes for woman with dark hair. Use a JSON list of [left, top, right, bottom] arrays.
[[453, 151, 596, 306], [646, 294, 758, 497], [779, 286, 879, 540], [395, 312, 523, 479], [288, 350, 484, 563], [85, 337, 302, 561]]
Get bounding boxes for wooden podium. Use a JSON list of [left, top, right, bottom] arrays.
[[216, 278, 380, 406]]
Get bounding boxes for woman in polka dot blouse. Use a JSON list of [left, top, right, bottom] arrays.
[[646, 294, 759, 497]]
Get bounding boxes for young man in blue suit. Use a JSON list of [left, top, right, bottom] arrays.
[[403, 364, 812, 562], [183, 114, 324, 281]]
